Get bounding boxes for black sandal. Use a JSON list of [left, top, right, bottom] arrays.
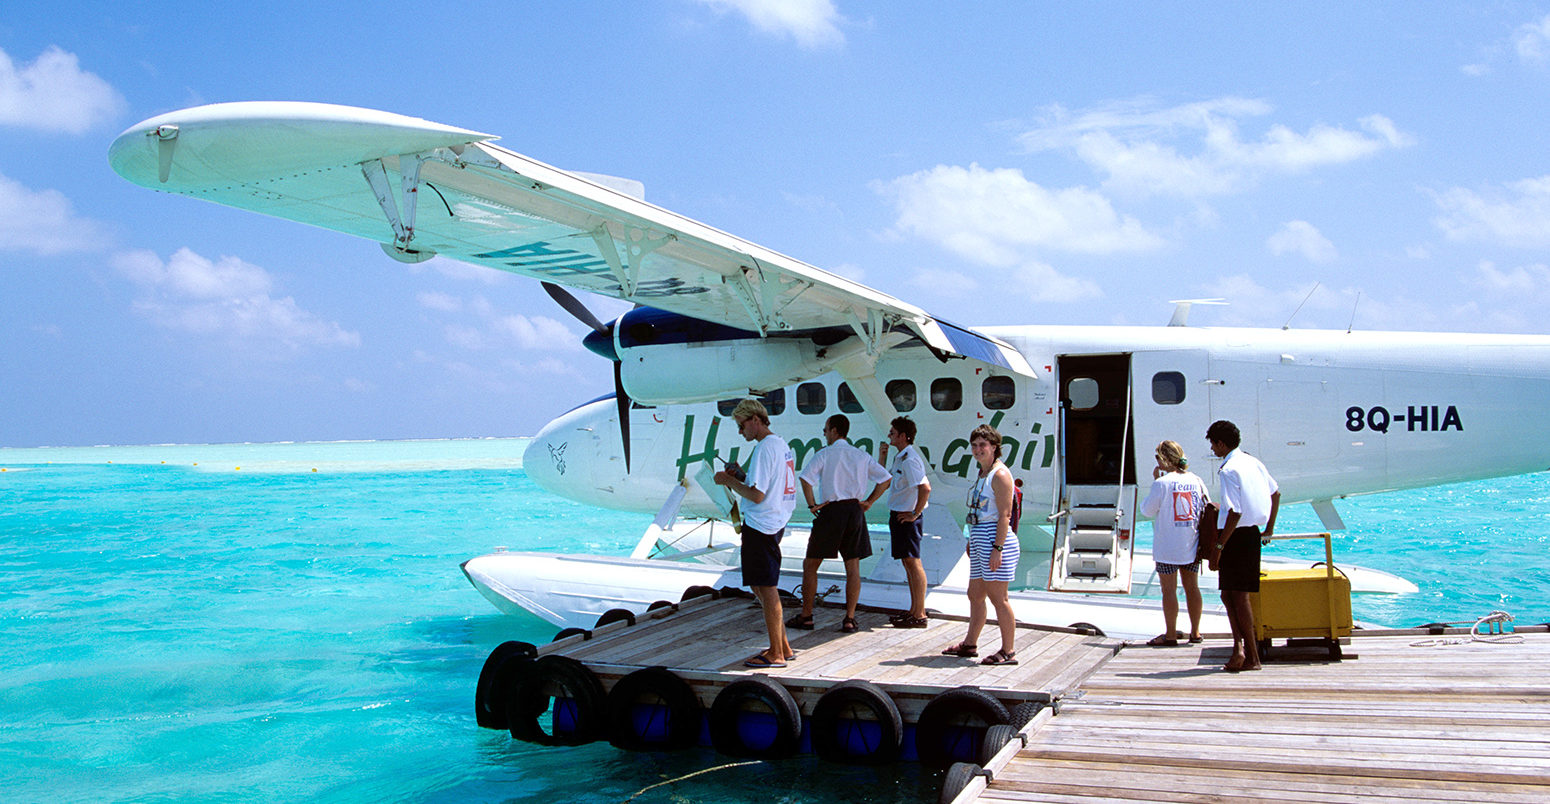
[[981, 649, 1018, 666], [840, 616, 859, 633], [785, 613, 815, 630], [941, 642, 977, 657]]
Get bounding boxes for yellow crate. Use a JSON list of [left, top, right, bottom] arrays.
[[1251, 567, 1352, 641]]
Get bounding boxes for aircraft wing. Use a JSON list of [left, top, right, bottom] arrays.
[[109, 102, 1031, 374]]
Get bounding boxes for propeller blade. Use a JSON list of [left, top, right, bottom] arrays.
[[614, 362, 631, 473], [542, 281, 606, 333]]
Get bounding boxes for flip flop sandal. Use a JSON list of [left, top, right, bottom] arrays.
[[743, 654, 788, 669], [941, 643, 978, 657]]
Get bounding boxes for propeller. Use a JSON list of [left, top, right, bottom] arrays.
[[542, 282, 631, 472]]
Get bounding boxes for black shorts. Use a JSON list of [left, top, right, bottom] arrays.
[[741, 525, 784, 588], [1218, 526, 1262, 593], [806, 500, 872, 561], [889, 511, 923, 559]]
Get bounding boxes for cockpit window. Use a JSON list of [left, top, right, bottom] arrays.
[[717, 399, 738, 416]]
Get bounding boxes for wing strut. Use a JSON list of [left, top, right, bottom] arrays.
[[363, 156, 436, 263]]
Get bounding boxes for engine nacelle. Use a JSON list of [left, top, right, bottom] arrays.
[[603, 308, 831, 405]]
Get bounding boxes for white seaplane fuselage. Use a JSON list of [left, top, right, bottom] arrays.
[[103, 102, 1544, 639]]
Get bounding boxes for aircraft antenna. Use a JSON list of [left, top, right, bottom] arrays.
[[1281, 282, 1320, 330], [1347, 291, 1361, 334]]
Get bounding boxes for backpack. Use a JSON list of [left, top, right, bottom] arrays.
[[1009, 478, 1024, 534]]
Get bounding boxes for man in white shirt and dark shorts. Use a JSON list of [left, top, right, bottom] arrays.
[[791, 414, 891, 634], [715, 399, 798, 668], [879, 416, 931, 628], [1206, 419, 1281, 673]]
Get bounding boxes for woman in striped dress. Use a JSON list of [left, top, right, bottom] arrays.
[[941, 424, 1020, 665]]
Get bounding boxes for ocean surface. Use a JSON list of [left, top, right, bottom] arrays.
[[2, 438, 1546, 803]]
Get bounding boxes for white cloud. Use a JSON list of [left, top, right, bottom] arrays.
[[1010, 260, 1103, 304], [1514, 14, 1550, 64], [0, 45, 125, 134], [1018, 98, 1412, 199], [1473, 260, 1550, 295], [1432, 175, 1550, 248], [417, 291, 462, 312], [1267, 220, 1338, 264], [697, 0, 845, 48], [112, 247, 360, 348], [881, 163, 1164, 265], [0, 172, 107, 255], [493, 313, 577, 350]]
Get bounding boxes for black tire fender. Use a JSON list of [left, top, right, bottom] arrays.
[[680, 585, 719, 602], [507, 654, 607, 746], [938, 762, 984, 804], [708, 675, 802, 759], [606, 665, 702, 751], [977, 723, 1018, 766], [552, 626, 592, 643], [914, 685, 1011, 769], [1008, 700, 1045, 730], [809, 679, 903, 765], [473, 640, 537, 729], [595, 608, 636, 629]]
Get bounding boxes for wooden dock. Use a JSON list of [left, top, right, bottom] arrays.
[[954, 628, 1550, 804], [545, 591, 1118, 722]]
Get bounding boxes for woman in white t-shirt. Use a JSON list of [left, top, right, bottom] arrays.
[[1139, 440, 1208, 646]]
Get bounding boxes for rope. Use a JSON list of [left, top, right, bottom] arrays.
[[1410, 610, 1524, 647], [622, 760, 761, 802]]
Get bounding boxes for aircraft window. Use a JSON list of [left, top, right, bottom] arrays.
[[887, 379, 917, 412], [1068, 377, 1100, 411], [931, 378, 962, 411], [717, 399, 738, 416], [756, 388, 786, 416], [982, 376, 1015, 410], [837, 383, 863, 413], [797, 382, 826, 415], [1152, 372, 1186, 405]]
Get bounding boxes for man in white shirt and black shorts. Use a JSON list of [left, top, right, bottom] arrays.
[[791, 414, 891, 634], [1206, 419, 1281, 673], [880, 416, 931, 628]]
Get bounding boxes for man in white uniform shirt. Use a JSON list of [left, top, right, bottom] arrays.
[[791, 414, 891, 634], [1207, 419, 1281, 673], [879, 416, 931, 628], [715, 399, 797, 668]]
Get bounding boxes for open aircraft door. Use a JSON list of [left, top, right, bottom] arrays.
[[1049, 354, 1138, 593]]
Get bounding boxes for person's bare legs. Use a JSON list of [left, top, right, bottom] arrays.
[[958, 578, 987, 650], [843, 557, 861, 620], [1159, 571, 1180, 640], [987, 580, 1016, 655], [798, 557, 821, 619], [753, 584, 790, 661], [1181, 568, 1203, 640], [902, 557, 927, 618]]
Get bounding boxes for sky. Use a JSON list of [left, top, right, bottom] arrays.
[[5, 1, 1550, 447]]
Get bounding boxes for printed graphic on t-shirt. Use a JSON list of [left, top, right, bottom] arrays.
[[1171, 489, 1196, 523], [783, 458, 797, 499]]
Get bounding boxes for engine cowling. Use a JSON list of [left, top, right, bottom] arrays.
[[594, 307, 835, 405]]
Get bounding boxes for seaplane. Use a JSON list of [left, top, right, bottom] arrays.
[[109, 102, 1550, 638]]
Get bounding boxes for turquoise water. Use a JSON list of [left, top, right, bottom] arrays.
[[2, 439, 1546, 803]]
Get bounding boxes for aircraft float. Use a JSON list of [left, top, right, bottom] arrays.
[[111, 102, 1550, 638]]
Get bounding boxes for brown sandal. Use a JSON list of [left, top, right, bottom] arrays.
[[981, 649, 1018, 666], [941, 642, 977, 657], [840, 616, 859, 633]]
